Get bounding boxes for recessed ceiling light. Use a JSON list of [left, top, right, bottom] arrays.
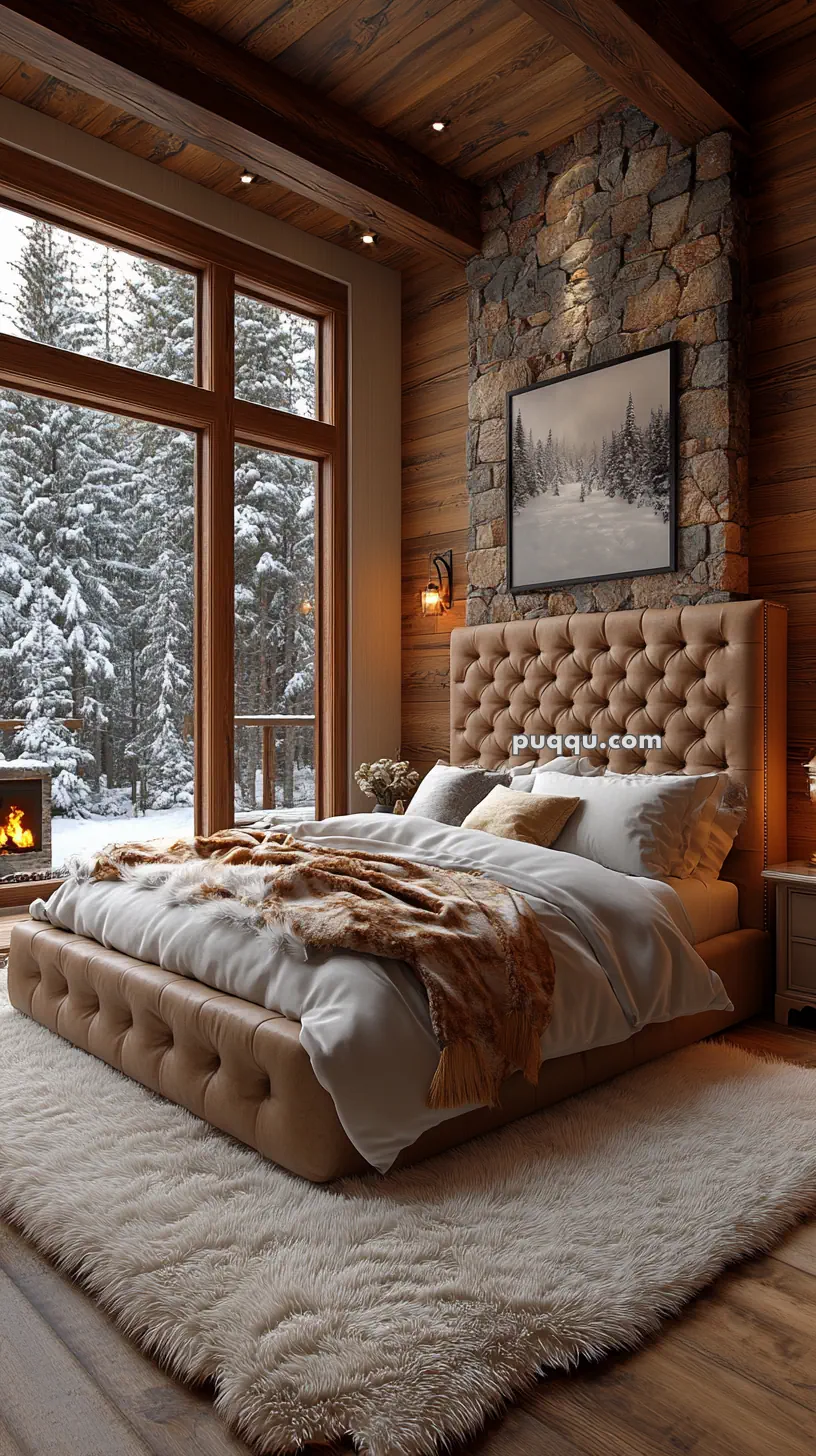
[[240, 169, 256, 185], [431, 119, 450, 132], [361, 231, 377, 245]]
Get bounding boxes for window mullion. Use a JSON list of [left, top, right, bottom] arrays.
[[196, 263, 235, 836]]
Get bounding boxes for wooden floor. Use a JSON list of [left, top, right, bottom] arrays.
[[1, 1018, 815, 1456]]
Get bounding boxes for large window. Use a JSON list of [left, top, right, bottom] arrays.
[[234, 448, 316, 820], [0, 388, 195, 860], [0, 150, 347, 879]]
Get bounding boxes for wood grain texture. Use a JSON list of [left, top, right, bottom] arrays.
[[0, 0, 618, 264], [513, 0, 748, 144], [0, 329, 218, 428], [748, 31, 816, 864], [0, 1017, 815, 1455], [708, 0, 816, 54], [315, 307, 348, 817], [0, 0, 481, 258], [197, 262, 235, 835], [0, 1221, 253, 1455], [400, 256, 468, 774]]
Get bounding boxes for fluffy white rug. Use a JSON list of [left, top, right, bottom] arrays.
[[1, 976, 815, 1456]]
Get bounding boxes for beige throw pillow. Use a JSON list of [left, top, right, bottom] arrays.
[[462, 784, 580, 846]]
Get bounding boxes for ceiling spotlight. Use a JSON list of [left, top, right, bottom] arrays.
[[431, 119, 450, 132], [240, 169, 256, 185], [361, 231, 377, 245]]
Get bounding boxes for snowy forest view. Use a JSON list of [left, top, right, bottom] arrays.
[[0, 207, 316, 866], [510, 352, 673, 591]]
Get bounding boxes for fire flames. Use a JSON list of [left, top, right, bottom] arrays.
[[0, 805, 34, 853]]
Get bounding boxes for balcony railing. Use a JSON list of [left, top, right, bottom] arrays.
[[233, 714, 315, 809]]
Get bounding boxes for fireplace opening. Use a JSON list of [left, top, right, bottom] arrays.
[[0, 780, 43, 855]]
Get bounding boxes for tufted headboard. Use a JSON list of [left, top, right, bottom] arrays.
[[450, 600, 787, 930]]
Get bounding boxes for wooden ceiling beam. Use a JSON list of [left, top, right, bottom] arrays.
[[514, 0, 749, 145], [0, 0, 481, 260]]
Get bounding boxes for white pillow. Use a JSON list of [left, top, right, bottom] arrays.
[[531, 771, 719, 878], [694, 781, 748, 883], [605, 770, 726, 878], [510, 756, 601, 791]]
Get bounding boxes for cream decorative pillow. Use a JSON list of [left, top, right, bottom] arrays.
[[462, 785, 580, 846], [531, 771, 717, 878]]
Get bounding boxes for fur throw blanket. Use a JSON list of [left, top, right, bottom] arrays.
[[86, 828, 556, 1110]]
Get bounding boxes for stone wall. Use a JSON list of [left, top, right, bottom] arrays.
[[465, 105, 749, 623]]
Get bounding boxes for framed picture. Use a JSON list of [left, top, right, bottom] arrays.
[[506, 342, 678, 594]]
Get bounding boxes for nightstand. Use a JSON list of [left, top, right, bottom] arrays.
[[763, 863, 816, 1024]]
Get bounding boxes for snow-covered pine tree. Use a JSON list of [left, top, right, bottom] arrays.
[[645, 405, 672, 521], [540, 429, 561, 496], [0, 219, 113, 815], [123, 259, 196, 808], [532, 437, 547, 496], [617, 393, 643, 503], [234, 298, 316, 808], [511, 413, 532, 510], [12, 588, 94, 814], [585, 448, 600, 494], [234, 297, 316, 417], [234, 445, 315, 807], [0, 392, 29, 720], [125, 258, 196, 384]]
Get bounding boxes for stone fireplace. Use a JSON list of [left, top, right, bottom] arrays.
[[0, 763, 52, 878]]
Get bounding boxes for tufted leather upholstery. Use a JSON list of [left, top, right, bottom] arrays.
[[8, 920, 356, 1183], [451, 601, 787, 929], [9, 918, 770, 1182]]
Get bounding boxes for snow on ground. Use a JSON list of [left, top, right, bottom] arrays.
[[51, 806, 196, 864], [512, 481, 667, 587], [50, 802, 316, 866]]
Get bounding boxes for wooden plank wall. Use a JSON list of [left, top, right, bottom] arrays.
[[401, 256, 469, 774], [750, 33, 816, 861]]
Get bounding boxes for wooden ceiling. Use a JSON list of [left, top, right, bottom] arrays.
[[0, 0, 810, 272]]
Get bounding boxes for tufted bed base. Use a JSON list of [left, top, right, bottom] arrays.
[[9, 918, 770, 1182], [7, 600, 786, 1182]]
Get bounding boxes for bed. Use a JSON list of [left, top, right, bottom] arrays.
[[7, 599, 787, 1181]]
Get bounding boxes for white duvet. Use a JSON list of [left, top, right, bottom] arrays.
[[32, 813, 732, 1172]]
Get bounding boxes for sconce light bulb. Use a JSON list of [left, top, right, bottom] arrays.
[[361, 231, 377, 245], [240, 170, 256, 185], [431, 120, 449, 132]]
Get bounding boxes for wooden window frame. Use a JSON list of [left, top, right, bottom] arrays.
[[0, 142, 348, 845]]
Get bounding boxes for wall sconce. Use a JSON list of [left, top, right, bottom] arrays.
[[421, 550, 453, 616]]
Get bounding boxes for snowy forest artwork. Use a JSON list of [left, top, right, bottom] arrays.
[[0, 207, 316, 862], [508, 345, 676, 593]]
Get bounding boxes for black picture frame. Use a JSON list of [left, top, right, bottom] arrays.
[[505, 341, 678, 596]]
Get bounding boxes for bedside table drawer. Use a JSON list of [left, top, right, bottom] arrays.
[[789, 890, 816, 941], [789, 940, 816, 993]]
